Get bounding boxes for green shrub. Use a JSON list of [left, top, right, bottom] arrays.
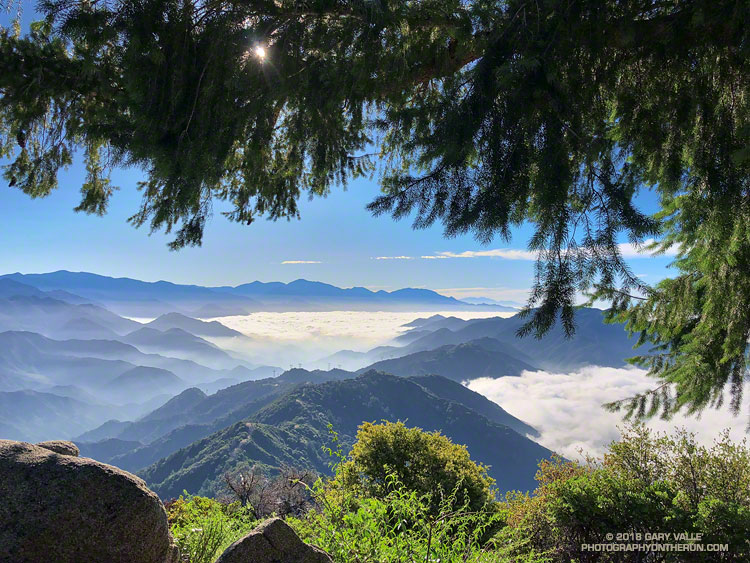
[[497, 425, 750, 562], [288, 424, 503, 562], [166, 494, 257, 563], [332, 421, 497, 515]]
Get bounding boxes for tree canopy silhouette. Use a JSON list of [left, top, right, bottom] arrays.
[[1, 0, 749, 420]]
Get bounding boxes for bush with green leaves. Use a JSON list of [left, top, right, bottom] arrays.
[[330, 421, 497, 516], [165, 495, 257, 563], [497, 425, 750, 562], [286, 423, 502, 562]]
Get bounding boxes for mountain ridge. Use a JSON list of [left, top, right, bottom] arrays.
[[138, 371, 551, 499], [2, 271, 511, 316]]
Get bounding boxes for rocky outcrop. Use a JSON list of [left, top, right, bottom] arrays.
[[0, 440, 178, 563], [215, 517, 332, 563], [35, 439, 80, 456]]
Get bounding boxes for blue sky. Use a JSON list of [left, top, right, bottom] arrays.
[[1, 155, 677, 300]]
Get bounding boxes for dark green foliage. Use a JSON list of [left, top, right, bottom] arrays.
[[139, 419, 328, 499], [2, 1, 750, 417], [163, 424, 750, 562]]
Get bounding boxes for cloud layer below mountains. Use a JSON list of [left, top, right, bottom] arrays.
[[468, 366, 750, 460], [212, 311, 511, 366]]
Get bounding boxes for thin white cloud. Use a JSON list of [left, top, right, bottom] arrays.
[[281, 260, 322, 264], [432, 249, 538, 260], [421, 239, 680, 262], [439, 286, 511, 291], [618, 239, 680, 258], [467, 366, 749, 460], [374, 256, 414, 260]]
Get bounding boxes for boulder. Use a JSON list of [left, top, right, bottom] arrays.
[[36, 440, 80, 456], [0, 440, 178, 563], [215, 517, 332, 563]]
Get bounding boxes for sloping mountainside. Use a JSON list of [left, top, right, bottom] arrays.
[[402, 314, 473, 331], [105, 366, 184, 397], [73, 369, 362, 470], [75, 369, 538, 475], [391, 329, 433, 344], [0, 331, 136, 392], [386, 307, 643, 370], [145, 312, 244, 337], [137, 387, 208, 423], [140, 371, 551, 499], [2, 271, 506, 316], [77, 438, 144, 461], [408, 374, 539, 437], [0, 293, 141, 338], [121, 327, 241, 368], [359, 338, 539, 381], [0, 390, 131, 442], [75, 420, 133, 442], [84, 369, 355, 445]]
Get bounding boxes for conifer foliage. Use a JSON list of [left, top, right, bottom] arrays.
[[1, 1, 749, 418]]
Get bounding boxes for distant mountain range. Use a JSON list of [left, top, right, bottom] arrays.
[[0, 330, 270, 392], [0, 278, 282, 440], [460, 297, 523, 308], [1, 271, 514, 316], [144, 313, 244, 337], [121, 327, 244, 369], [316, 308, 644, 373]]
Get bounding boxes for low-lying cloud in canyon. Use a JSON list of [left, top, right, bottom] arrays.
[[468, 366, 749, 460]]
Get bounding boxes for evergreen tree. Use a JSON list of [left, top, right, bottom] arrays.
[[1, 1, 749, 419]]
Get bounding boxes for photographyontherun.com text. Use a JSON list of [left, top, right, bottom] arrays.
[[581, 532, 729, 554]]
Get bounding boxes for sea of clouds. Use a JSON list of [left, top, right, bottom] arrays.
[[468, 366, 750, 459], [210, 310, 511, 368]]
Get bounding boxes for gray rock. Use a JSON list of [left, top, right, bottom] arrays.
[[0, 440, 178, 563], [215, 517, 331, 563], [36, 440, 80, 456]]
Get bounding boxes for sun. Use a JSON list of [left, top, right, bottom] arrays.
[[254, 45, 266, 60]]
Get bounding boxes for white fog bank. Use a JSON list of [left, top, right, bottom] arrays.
[[468, 366, 750, 460], [210, 311, 514, 367]]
